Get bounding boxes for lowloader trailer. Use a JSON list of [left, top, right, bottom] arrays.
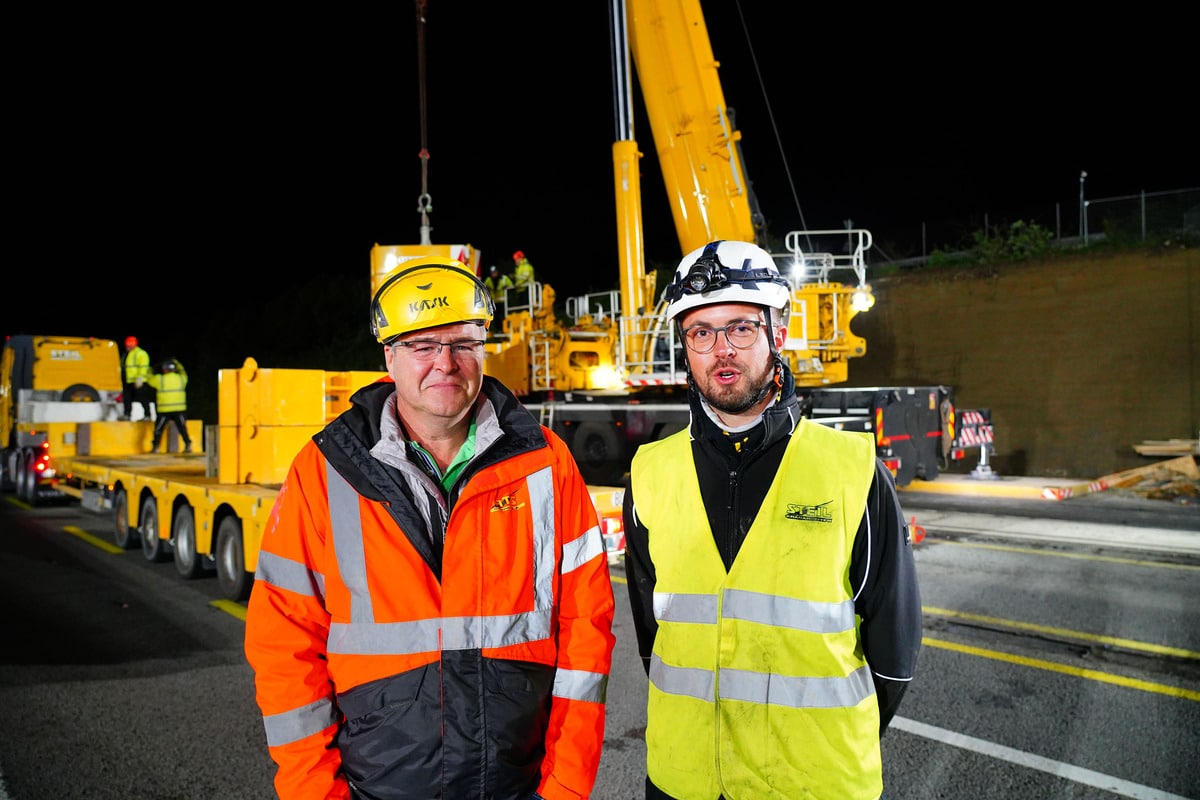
[[27, 358, 385, 601], [7, 350, 630, 598]]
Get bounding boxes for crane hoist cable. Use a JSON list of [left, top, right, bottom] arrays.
[[415, 0, 433, 244], [731, 1, 809, 245]]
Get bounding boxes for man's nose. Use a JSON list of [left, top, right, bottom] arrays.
[[432, 344, 458, 369], [713, 329, 738, 354]]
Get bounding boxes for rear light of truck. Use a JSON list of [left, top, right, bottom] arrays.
[[34, 443, 51, 473], [599, 514, 626, 564], [881, 457, 902, 478]]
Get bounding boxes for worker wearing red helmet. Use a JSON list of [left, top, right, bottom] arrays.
[[121, 336, 152, 421], [512, 249, 535, 289], [245, 255, 616, 800]]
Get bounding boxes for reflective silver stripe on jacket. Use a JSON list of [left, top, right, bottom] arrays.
[[649, 589, 870, 709], [255, 549, 326, 600], [263, 695, 339, 748], [554, 666, 608, 703]]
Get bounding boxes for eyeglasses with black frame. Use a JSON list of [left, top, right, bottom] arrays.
[[389, 339, 487, 361], [680, 320, 765, 353]]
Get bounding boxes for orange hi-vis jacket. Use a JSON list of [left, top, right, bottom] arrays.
[[245, 377, 616, 800]]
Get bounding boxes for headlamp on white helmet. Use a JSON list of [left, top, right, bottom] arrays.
[[663, 240, 790, 322]]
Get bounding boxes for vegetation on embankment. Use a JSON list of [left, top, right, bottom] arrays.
[[850, 236, 1197, 479]]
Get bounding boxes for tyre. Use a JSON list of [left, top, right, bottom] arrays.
[[61, 384, 101, 402], [139, 495, 170, 563], [112, 486, 138, 549], [16, 450, 40, 507], [216, 517, 253, 602], [570, 422, 625, 485], [0, 451, 15, 493], [172, 504, 207, 579], [13, 451, 29, 503]]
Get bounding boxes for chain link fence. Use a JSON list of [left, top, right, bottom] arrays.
[[1083, 187, 1200, 246], [871, 187, 1199, 268]]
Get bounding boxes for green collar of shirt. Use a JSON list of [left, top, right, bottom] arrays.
[[408, 419, 478, 492]]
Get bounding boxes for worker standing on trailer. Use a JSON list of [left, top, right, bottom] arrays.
[[121, 336, 153, 421], [245, 255, 616, 800], [145, 358, 192, 453], [622, 240, 922, 800]]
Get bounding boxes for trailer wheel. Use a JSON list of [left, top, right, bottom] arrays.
[[172, 504, 206, 579], [0, 451, 15, 493], [16, 449, 41, 507], [571, 422, 625, 485], [139, 496, 170, 563], [13, 451, 28, 503], [216, 517, 253, 602], [61, 384, 101, 403], [112, 487, 138, 549]]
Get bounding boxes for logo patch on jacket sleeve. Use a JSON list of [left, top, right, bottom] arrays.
[[785, 500, 834, 523], [491, 493, 526, 512]]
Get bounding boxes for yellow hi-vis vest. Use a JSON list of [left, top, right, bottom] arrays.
[[146, 370, 187, 413], [124, 347, 150, 382], [631, 419, 881, 800]]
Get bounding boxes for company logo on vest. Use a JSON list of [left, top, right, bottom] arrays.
[[785, 500, 834, 523]]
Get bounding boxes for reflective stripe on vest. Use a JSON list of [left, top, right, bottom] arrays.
[[650, 587, 871, 709]]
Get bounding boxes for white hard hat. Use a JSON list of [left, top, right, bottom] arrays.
[[663, 240, 790, 322]]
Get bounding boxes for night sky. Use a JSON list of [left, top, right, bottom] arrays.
[[11, 3, 1196, 371]]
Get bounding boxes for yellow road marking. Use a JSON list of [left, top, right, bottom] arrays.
[[63, 525, 124, 554], [213, 600, 247, 620], [924, 606, 1200, 660], [922, 637, 1200, 701], [928, 537, 1200, 571]]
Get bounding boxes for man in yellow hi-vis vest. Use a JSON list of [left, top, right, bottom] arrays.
[[121, 336, 153, 420], [145, 358, 192, 453], [622, 240, 922, 800]]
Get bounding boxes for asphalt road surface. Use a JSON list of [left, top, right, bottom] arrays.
[[1, 487, 1197, 799]]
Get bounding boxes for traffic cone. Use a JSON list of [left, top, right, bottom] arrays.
[[909, 515, 926, 545]]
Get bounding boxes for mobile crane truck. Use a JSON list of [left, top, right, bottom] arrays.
[[403, 0, 995, 489]]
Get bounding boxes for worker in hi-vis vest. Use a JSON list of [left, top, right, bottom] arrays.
[[623, 239, 922, 800]]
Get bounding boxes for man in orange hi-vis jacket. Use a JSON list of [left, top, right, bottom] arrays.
[[245, 255, 616, 800]]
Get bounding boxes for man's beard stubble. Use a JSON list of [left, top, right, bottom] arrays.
[[696, 356, 775, 416]]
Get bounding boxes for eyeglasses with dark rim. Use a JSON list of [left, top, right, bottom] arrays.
[[680, 320, 765, 353], [389, 339, 487, 361]]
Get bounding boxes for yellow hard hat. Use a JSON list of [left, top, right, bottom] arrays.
[[370, 256, 495, 344]]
